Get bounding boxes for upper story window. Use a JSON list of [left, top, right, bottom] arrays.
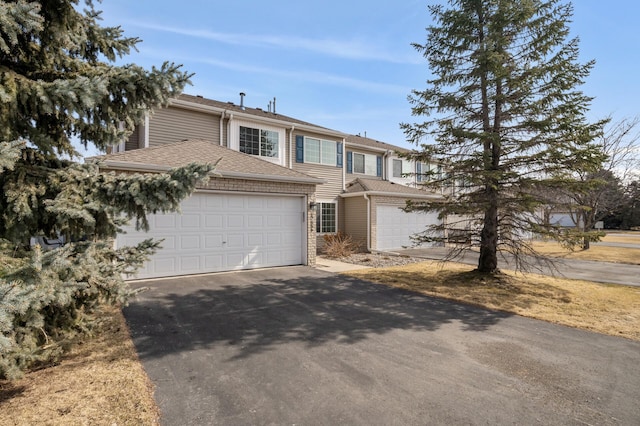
[[347, 151, 381, 177], [240, 126, 278, 158], [392, 159, 413, 178], [417, 162, 443, 182], [295, 135, 342, 167], [305, 137, 337, 165]]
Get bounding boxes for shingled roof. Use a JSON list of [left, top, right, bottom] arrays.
[[176, 94, 345, 137], [345, 134, 411, 153], [342, 178, 443, 199], [90, 139, 324, 184]]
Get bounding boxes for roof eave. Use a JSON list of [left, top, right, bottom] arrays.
[[340, 190, 444, 200], [99, 160, 325, 185]]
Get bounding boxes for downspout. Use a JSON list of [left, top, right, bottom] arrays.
[[289, 126, 295, 169], [365, 193, 372, 252], [227, 113, 234, 149], [342, 137, 346, 190], [220, 110, 226, 146]]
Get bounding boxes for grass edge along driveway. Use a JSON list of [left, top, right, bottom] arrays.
[[344, 260, 640, 342]]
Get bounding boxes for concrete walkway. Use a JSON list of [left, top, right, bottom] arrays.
[[315, 256, 371, 273], [395, 247, 640, 287]]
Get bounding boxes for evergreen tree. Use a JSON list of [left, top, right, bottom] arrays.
[[402, 0, 606, 273], [0, 0, 212, 378]]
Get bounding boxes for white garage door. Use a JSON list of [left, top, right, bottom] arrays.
[[117, 192, 305, 279], [376, 204, 441, 251]]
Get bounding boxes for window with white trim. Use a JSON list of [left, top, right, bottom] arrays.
[[419, 162, 443, 181], [305, 137, 337, 165], [315, 202, 337, 233], [392, 159, 413, 178], [240, 126, 279, 158], [353, 152, 378, 176]]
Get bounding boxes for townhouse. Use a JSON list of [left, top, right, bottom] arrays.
[[99, 93, 445, 279]]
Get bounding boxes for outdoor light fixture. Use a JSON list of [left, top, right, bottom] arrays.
[[309, 202, 317, 209]]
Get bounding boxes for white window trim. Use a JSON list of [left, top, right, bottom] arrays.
[[231, 119, 285, 166], [390, 157, 415, 184], [315, 200, 338, 234], [304, 137, 338, 166], [351, 151, 378, 176]]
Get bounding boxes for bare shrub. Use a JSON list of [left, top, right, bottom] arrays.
[[322, 232, 360, 258]]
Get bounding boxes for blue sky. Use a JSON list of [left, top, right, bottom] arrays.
[[88, 0, 639, 154]]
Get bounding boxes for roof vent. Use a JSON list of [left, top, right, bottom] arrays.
[[239, 92, 246, 110]]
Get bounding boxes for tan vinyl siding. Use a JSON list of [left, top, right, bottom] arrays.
[[148, 107, 220, 147], [343, 196, 369, 249], [125, 126, 140, 151], [294, 162, 342, 200]]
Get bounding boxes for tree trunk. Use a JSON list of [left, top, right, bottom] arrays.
[[582, 236, 590, 250], [478, 189, 499, 273]]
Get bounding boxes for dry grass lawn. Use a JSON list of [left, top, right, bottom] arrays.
[[529, 233, 640, 264], [531, 241, 640, 264], [344, 261, 640, 341], [0, 306, 159, 426], [600, 235, 640, 244]]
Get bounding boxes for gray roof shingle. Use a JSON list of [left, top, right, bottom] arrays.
[[91, 139, 323, 184], [343, 178, 441, 198], [345, 134, 411, 153]]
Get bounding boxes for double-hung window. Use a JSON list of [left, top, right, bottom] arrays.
[[349, 152, 379, 176], [315, 202, 336, 233], [305, 138, 337, 165], [239, 126, 279, 158]]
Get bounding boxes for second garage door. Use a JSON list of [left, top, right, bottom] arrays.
[[376, 204, 441, 251], [117, 192, 305, 279]]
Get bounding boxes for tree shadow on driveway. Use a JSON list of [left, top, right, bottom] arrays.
[[123, 267, 511, 362]]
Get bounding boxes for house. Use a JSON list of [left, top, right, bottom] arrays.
[[102, 93, 445, 279]]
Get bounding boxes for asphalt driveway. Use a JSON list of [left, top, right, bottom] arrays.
[[124, 267, 640, 425]]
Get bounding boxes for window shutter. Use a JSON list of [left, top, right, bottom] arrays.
[[336, 142, 343, 168], [416, 162, 422, 182], [346, 151, 353, 174], [295, 135, 304, 163], [376, 156, 382, 177]]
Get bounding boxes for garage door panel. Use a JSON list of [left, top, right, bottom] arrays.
[[247, 233, 264, 246], [154, 215, 176, 228], [151, 257, 177, 274], [205, 254, 224, 269], [376, 205, 441, 251], [204, 214, 223, 229], [227, 197, 245, 209], [226, 233, 245, 248], [248, 215, 264, 228], [179, 235, 201, 250], [181, 214, 201, 228], [180, 256, 201, 272], [227, 216, 244, 228], [204, 234, 224, 248]]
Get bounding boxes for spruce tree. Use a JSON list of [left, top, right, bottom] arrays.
[[0, 1, 212, 378], [402, 0, 606, 273]]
